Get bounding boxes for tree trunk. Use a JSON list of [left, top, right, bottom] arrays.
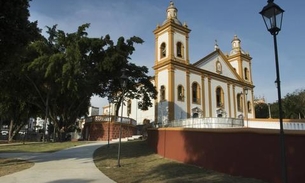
[[8, 119, 13, 142], [0, 119, 3, 133], [115, 97, 123, 117]]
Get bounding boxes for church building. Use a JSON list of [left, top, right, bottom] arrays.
[[117, 1, 255, 125]]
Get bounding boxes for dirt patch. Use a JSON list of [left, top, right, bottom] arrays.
[[0, 158, 34, 177]]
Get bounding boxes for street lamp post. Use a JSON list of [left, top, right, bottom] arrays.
[[118, 69, 128, 167], [107, 96, 112, 148], [268, 103, 272, 118], [160, 101, 163, 128], [260, 1, 287, 182], [43, 90, 49, 142], [244, 88, 249, 127]]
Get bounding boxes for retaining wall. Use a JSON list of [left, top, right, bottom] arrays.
[[83, 122, 136, 141], [147, 128, 305, 183]]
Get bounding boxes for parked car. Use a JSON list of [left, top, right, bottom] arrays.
[[1, 130, 8, 136]]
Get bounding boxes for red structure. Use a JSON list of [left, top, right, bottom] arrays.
[[147, 128, 305, 183], [83, 115, 137, 141]]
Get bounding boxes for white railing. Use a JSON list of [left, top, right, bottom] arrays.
[[248, 120, 305, 130], [167, 117, 244, 128], [115, 116, 137, 126], [85, 115, 137, 126]]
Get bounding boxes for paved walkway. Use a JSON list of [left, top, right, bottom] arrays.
[[0, 142, 115, 183]]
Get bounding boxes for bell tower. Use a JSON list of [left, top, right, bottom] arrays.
[[153, 1, 191, 124], [228, 35, 253, 84], [153, 1, 191, 67]]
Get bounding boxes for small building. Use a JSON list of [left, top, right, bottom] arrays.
[[88, 106, 99, 116]]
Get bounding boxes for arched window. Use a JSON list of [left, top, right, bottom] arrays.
[[244, 67, 249, 80], [216, 87, 224, 108], [192, 82, 200, 103], [176, 42, 184, 58], [237, 93, 243, 112], [193, 113, 198, 118], [160, 42, 166, 58], [160, 85, 166, 101], [177, 85, 184, 101], [247, 101, 252, 113], [127, 100, 132, 116]]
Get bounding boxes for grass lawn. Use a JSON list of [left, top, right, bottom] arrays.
[[93, 140, 267, 183], [0, 141, 93, 153], [0, 141, 93, 177]]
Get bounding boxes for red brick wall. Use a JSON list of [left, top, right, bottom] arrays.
[[83, 122, 136, 141], [147, 128, 305, 183]]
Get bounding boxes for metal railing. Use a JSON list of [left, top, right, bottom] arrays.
[[115, 116, 137, 126], [249, 120, 305, 130], [167, 117, 244, 128], [85, 115, 137, 126]]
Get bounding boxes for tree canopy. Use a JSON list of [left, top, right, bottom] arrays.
[[254, 102, 269, 118], [0, 0, 41, 141], [255, 89, 305, 119], [282, 89, 305, 119], [0, 0, 40, 68], [0, 0, 157, 141], [25, 24, 157, 129]]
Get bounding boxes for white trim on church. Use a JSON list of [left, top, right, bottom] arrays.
[[108, 2, 255, 125]]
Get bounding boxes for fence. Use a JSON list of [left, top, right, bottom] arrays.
[[85, 115, 137, 126], [167, 117, 244, 128], [248, 120, 305, 130]]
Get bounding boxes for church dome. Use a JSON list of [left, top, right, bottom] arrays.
[[229, 35, 246, 55], [162, 1, 182, 26]]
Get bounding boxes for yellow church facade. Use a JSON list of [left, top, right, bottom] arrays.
[[118, 2, 255, 125]]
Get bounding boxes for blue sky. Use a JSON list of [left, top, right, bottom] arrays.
[[29, 0, 305, 113]]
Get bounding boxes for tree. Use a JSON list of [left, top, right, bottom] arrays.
[[93, 36, 157, 116], [0, 2, 156, 141], [0, 85, 39, 141], [25, 24, 157, 137], [269, 102, 279, 119], [282, 89, 305, 119], [297, 90, 305, 118], [261, 89, 305, 119], [0, 0, 41, 81], [255, 103, 269, 118], [0, 0, 40, 141], [25, 24, 94, 137], [115, 62, 157, 116]]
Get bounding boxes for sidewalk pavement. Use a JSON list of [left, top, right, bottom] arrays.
[[0, 141, 115, 183]]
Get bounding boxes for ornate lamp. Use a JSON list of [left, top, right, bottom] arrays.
[[260, 0, 284, 35]]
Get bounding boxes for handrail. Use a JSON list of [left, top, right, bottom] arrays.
[[85, 115, 137, 126], [166, 117, 244, 128]]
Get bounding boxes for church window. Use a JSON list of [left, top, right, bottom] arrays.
[[176, 42, 184, 58], [192, 82, 200, 103], [160, 43, 166, 58], [237, 93, 243, 112], [160, 85, 166, 101], [244, 67, 249, 80], [177, 85, 184, 101], [193, 113, 198, 118], [216, 87, 224, 108], [247, 101, 252, 113], [127, 100, 132, 116]]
